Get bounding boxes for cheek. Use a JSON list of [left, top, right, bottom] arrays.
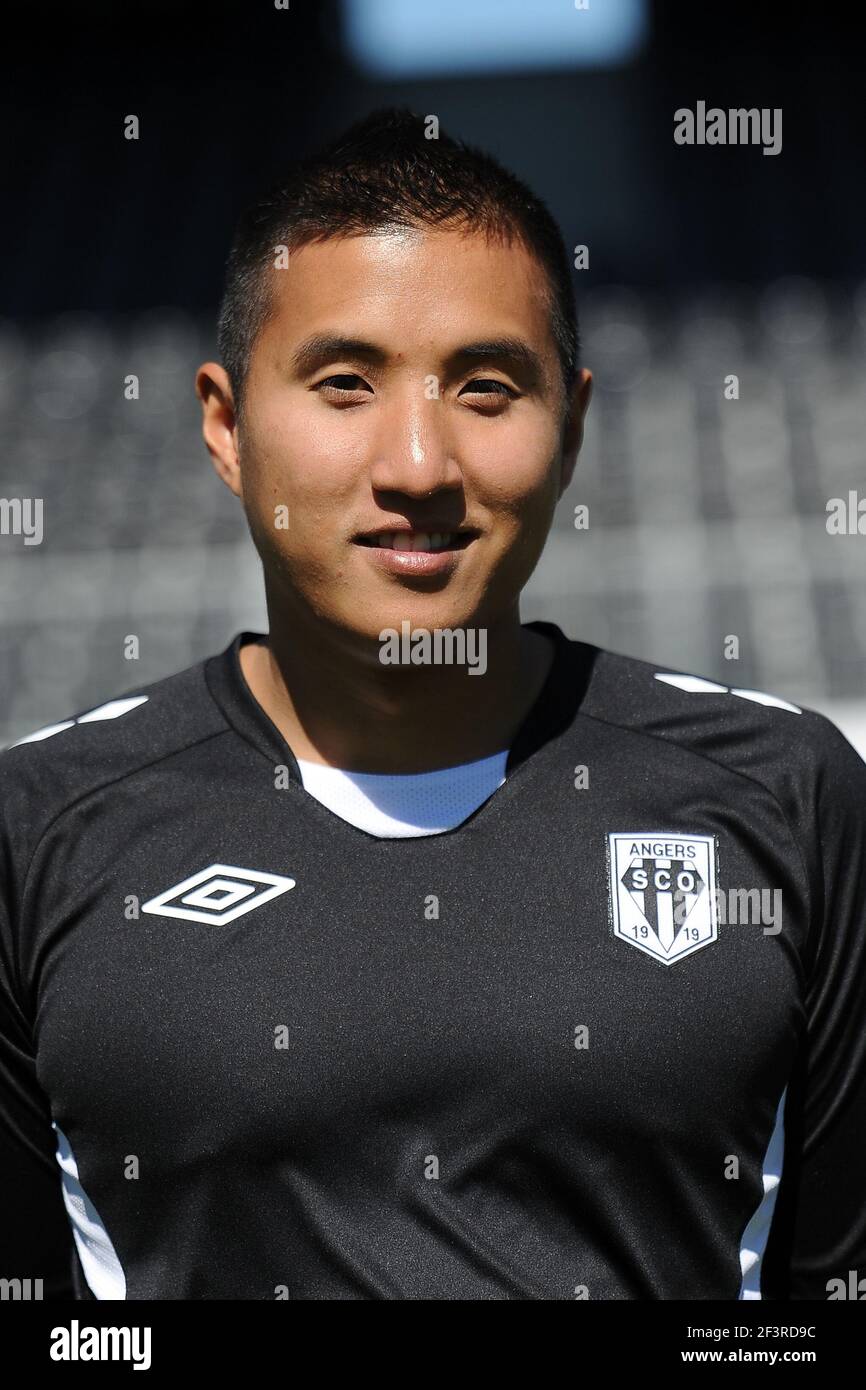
[[463, 415, 560, 513], [244, 402, 361, 525]]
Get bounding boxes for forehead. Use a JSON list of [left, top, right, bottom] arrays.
[[258, 225, 557, 362]]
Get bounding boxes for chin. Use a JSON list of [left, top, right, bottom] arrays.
[[335, 600, 483, 646]]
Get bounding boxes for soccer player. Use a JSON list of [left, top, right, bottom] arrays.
[[2, 107, 865, 1301]]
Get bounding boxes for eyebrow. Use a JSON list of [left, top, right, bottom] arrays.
[[289, 333, 546, 384]]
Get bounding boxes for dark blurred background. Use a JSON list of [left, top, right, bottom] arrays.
[[1, 0, 864, 748]]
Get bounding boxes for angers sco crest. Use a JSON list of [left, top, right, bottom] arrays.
[[608, 832, 719, 966]]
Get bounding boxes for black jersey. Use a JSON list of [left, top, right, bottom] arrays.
[[2, 620, 865, 1301]]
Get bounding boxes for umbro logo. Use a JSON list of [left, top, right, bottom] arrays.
[[141, 863, 296, 925]]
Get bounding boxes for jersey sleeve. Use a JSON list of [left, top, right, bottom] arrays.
[[0, 752, 77, 1300], [767, 714, 866, 1300]]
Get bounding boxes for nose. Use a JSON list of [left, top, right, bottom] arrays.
[[368, 385, 462, 498]]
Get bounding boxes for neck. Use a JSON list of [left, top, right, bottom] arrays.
[[238, 600, 555, 775]]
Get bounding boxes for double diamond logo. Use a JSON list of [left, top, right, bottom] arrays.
[[142, 863, 296, 925]]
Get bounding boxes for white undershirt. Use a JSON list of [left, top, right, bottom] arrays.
[[295, 749, 509, 837]]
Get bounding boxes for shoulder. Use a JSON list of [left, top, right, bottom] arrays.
[[0, 651, 230, 860], [568, 638, 866, 809]]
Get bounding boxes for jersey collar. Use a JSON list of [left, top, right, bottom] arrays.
[[204, 620, 593, 783]]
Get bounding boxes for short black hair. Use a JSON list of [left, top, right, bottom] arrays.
[[216, 106, 579, 424]]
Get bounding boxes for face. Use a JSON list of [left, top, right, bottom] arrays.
[[198, 225, 591, 650]]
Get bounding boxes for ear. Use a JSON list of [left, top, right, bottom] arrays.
[[196, 362, 243, 500], [557, 368, 593, 499]]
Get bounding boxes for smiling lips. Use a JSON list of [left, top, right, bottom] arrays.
[[354, 530, 476, 553], [352, 527, 479, 576]]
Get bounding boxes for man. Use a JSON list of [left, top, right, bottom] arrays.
[[1, 107, 864, 1301]]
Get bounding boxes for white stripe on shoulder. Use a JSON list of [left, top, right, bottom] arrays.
[[655, 672, 801, 714], [9, 695, 148, 747]]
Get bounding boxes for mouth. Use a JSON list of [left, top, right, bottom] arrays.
[[353, 529, 478, 553], [351, 526, 480, 579]]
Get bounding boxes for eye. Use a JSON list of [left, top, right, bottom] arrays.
[[460, 378, 518, 404], [315, 374, 373, 399]]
